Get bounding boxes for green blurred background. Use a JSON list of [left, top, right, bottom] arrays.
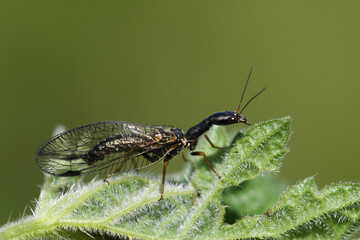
[[0, 1, 359, 225]]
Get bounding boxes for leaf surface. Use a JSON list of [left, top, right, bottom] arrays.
[[2, 117, 360, 239]]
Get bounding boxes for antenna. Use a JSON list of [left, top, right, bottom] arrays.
[[236, 65, 254, 113], [238, 87, 265, 114]]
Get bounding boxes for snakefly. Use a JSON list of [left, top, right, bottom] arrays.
[[35, 66, 265, 200]]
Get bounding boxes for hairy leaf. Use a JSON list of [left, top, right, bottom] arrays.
[[1, 117, 360, 239]]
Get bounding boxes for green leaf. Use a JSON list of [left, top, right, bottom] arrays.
[[1, 117, 360, 239], [222, 174, 285, 223]]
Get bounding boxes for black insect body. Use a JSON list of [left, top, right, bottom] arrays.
[[35, 67, 265, 200]]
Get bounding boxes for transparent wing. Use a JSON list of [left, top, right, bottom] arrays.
[[35, 121, 178, 176]]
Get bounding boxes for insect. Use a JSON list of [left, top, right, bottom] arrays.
[[35, 66, 265, 200]]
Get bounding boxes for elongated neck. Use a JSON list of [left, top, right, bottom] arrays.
[[185, 111, 236, 141], [185, 118, 211, 141]]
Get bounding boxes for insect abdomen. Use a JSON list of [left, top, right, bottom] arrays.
[[83, 134, 147, 165]]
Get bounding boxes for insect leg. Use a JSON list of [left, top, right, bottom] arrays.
[[103, 147, 135, 184], [204, 134, 226, 150], [191, 151, 223, 181], [159, 160, 169, 201], [157, 144, 182, 201], [131, 159, 138, 169], [143, 153, 159, 162], [181, 152, 189, 162]]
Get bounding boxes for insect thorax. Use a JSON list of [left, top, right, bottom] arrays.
[[165, 128, 187, 159]]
